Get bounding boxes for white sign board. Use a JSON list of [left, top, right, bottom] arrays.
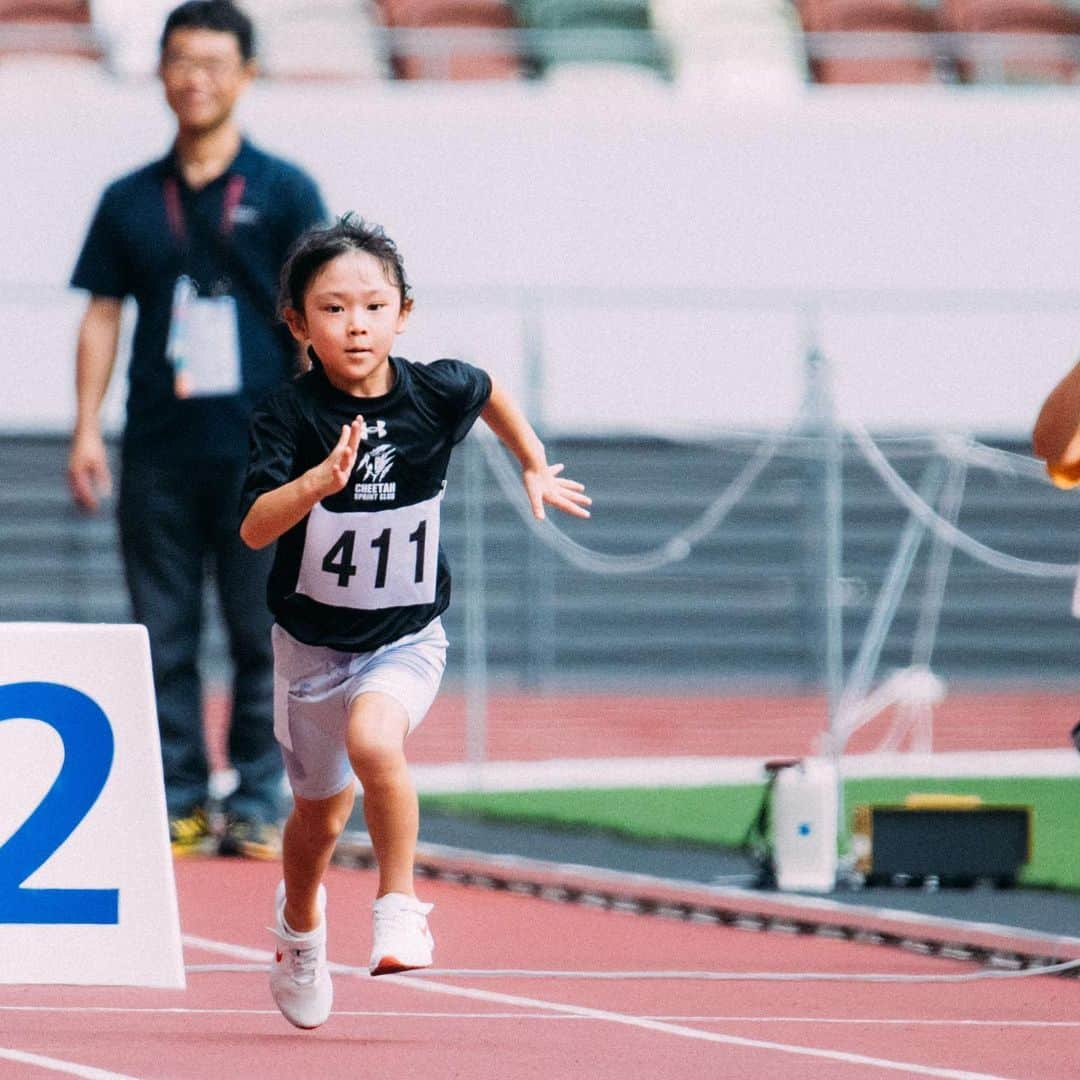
[[0, 623, 185, 988]]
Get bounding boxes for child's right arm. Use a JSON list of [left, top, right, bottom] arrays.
[[240, 417, 364, 549]]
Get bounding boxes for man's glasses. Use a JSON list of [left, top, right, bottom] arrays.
[[162, 53, 244, 80]]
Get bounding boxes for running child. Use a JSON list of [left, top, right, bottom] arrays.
[[239, 214, 591, 1029]]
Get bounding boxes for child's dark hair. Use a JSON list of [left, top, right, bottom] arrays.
[[161, 1, 256, 61], [279, 214, 412, 374], [279, 213, 412, 320]]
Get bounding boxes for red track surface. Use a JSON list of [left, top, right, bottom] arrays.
[[2, 858, 1077, 1080], [38, 691, 1060, 1078], [206, 688, 1080, 770]]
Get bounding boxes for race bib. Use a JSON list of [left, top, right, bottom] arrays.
[[166, 275, 242, 398], [296, 495, 442, 610]]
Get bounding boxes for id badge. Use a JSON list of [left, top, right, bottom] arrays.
[[166, 275, 242, 398]]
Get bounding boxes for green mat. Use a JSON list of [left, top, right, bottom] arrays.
[[422, 776, 1080, 890]]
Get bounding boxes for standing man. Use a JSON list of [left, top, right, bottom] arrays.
[[67, 0, 328, 858]]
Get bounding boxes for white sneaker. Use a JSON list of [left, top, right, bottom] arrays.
[[370, 892, 434, 976], [269, 880, 333, 1029]]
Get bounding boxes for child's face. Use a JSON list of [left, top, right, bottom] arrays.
[[287, 250, 411, 397]]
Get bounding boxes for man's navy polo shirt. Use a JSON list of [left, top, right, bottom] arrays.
[[71, 138, 327, 464]]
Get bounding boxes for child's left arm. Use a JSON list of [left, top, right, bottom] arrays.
[[480, 378, 591, 521]]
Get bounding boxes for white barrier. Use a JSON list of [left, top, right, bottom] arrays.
[[771, 758, 839, 893], [0, 623, 184, 988]]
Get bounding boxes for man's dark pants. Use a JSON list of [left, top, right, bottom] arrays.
[[118, 456, 281, 825]]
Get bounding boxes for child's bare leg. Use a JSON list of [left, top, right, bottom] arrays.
[[346, 692, 416, 898], [281, 785, 356, 933]]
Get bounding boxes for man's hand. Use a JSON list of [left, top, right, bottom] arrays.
[[68, 428, 113, 513], [522, 462, 591, 522]]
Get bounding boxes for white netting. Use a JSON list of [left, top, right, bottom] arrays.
[[479, 422, 1076, 580], [477, 422, 791, 575], [846, 420, 1076, 580], [477, 413, 1078, 755]]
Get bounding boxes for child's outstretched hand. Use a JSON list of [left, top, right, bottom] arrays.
[[314, 416, 364, 496], [522, 462, 591, 521]]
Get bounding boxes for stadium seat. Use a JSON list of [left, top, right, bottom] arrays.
[[90, 0, 172, 77], [937, 0, 1080, 84], [512, 0, 671, 78], [245, 0, 387, 80], [650, 0, 808, 93], [0, 0, 101, 61], [795, 0, 942, 84], [378, 0, 522, 80]]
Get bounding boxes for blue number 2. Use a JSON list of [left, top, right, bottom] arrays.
[[0, 682, 119, 924]]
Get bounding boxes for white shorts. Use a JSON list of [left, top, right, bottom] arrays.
[[271, 619, 448, 801]]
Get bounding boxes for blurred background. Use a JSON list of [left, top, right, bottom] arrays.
[[3, 0, 1080, 912]]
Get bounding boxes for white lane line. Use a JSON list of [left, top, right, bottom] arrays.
[[1, 1005, 1078, 1029], [0, 1006, 574, 1019], [182, 936, 269, 962], [0, 1047, 140, 1080], [182, 934, 1016, 1080], [658, 1018, 1080, 1028], [378, 969, 1017, 1080]]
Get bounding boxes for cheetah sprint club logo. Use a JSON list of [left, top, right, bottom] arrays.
[[354, 443, 397, 502]]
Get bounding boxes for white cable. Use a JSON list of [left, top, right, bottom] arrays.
[[477, 420, 1068, 577], [409, 960, 1080, 982], [847, 420, 1077, 579], [478, 425, 788, 575], [911, 454, 967, 670], [185, 960, 1080, 982], [954, 439, 1053, 483]]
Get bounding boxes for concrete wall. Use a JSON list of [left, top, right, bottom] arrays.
[[4, 58, 1080, 437]]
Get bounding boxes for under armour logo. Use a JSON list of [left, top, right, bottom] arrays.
[[363, 420, 387, 439]]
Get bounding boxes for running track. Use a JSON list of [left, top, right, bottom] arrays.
[[4, 689, 1068, 1078], [2, 858, 1078, 1080]]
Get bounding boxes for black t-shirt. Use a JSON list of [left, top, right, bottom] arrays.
[[70, 139, 327, 464], [241, 357, 492, 651]]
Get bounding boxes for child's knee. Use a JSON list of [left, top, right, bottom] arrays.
[[347, 695, 410, 782], [348, 736, 406, 786]]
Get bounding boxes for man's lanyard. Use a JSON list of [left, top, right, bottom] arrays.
[[163, 174, 246, 247]]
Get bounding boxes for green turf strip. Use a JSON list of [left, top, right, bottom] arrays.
[[421, 776, 1080, 890]]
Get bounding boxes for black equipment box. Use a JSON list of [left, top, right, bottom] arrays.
[[853, 801, 1031, 885]]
